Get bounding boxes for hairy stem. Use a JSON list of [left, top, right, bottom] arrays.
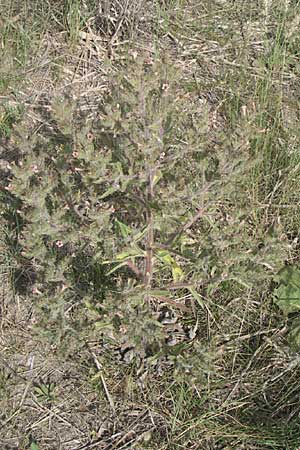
[[144, 167, 155, 288]]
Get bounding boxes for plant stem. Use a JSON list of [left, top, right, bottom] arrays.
[[144, 167, 155, 288]]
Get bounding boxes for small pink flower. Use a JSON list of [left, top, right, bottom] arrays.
[[72, 151, 79, 158], [31, 164, 39, 173], [144, 56, 153, 65], [87, 131, 94, 141], [119, 325, 128, 334], [32, 287, 42, 295], [55, 240, 64, 248]]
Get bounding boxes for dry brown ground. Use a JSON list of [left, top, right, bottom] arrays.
[[2, 1, 300, 449]]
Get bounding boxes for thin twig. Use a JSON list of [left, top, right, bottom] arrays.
[[84, 342, 116, 415], [90, 351, 116, 415], [151, 294, 191, 312], [166, 207, 206, 245]]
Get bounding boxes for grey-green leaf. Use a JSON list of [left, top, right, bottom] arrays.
[[273, 266, 300, 315]]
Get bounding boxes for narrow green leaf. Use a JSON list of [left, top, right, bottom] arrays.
[[172, 266, 184, 282], [133, 226, 148, 243], [99, 186, 118, 199], [106, 261, 128, 276], [273, 266, 300, 315], [148, 289, 170, 297], [188, 288, 204, 309], [115, 219, 132, 239], [30, 443, 39, 450], [288, 317, 300, 350], [155, 250, 184, 281]]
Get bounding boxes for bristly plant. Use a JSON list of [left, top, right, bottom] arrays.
[[2, 53, 288, 366]]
